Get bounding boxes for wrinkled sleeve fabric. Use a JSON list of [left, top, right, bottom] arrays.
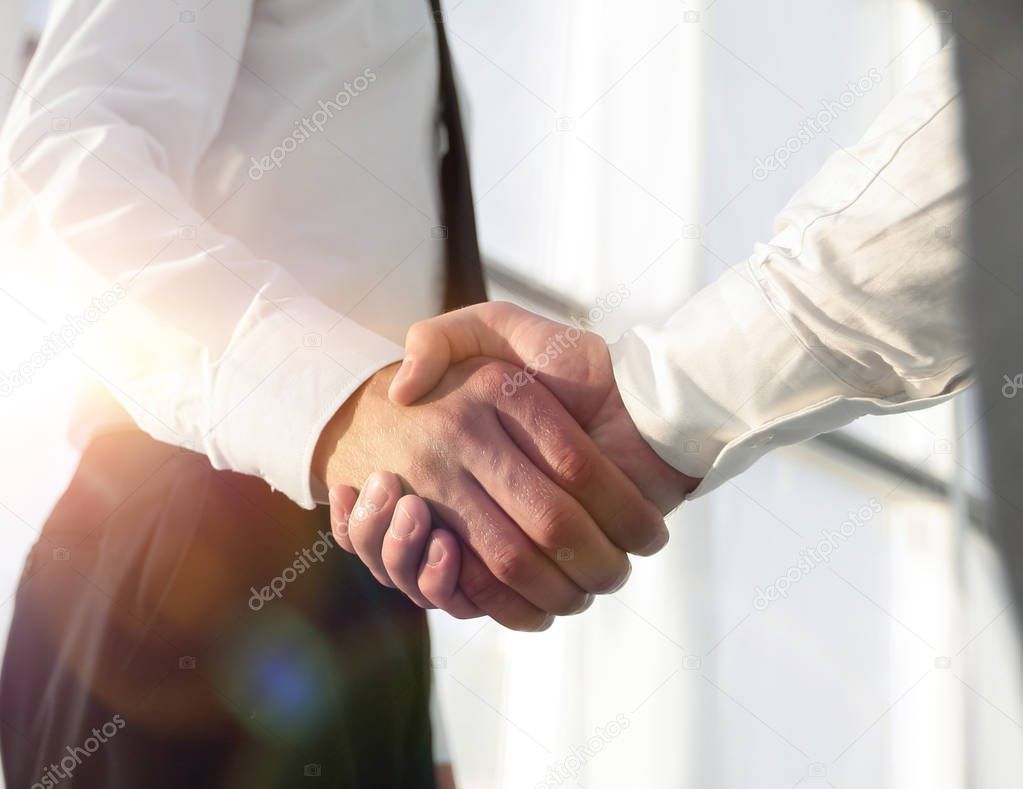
[[610, 43, 971, 496], [0, 0, 403, 508]]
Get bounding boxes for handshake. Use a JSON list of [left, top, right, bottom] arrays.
[[312, 302, 700, 631]]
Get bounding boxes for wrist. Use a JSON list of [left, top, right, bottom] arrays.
[[604, 383, 701, 511], [313, 362, 400, 490], [592, 338, 701, 511]]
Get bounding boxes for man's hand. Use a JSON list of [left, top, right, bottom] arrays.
[[313, 358, 667, 631], [389, 301, 700, 513], [324, 304, 701, 621]]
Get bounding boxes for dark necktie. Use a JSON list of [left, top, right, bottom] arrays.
[[427, 0, 488, 310]]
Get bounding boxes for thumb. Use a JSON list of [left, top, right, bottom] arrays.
[[387, 319, 455, 405], [388, 304, 525, 405]]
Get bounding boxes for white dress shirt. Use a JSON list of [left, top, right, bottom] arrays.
[[0, 0, 448, 508], [2, 2, 970, 508], [610, 43, 972, 494]]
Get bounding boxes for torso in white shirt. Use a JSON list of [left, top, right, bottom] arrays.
[[42, 0, 450, 447]]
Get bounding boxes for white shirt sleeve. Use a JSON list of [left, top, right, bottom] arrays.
[[0, 1, 403, 508], [610, 42, 971, 496]]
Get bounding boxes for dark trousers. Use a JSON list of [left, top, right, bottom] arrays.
[[0, 431, 434, 788]]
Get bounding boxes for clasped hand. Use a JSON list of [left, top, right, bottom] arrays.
[[313, 303, 699, 631]]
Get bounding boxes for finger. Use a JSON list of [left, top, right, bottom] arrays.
[[416, 531, 483, 619], [348, 471, 404, 588], [379, 495, 435, 608], [457, 547, 553, 632], [328, 484, 359, 554], [496, 382, 669, 557], [468, 423, 629, 595], [395, 317, 669, 555], [389, 303, 525, 405], [433, 475, 590, 617]]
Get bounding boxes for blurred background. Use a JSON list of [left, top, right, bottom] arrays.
[[1, 1, 1022, 787]]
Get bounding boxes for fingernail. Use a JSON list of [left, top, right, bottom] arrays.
[[352, 476, 389, 522], [332, 510, 350, 538], [572, 594, 596, 614], [390, 503, 417, 540], [329, 489, 351, 536], [606, 563, 632, 594], [641, 528, 670, 555], [534, 614, 555, 632], [390, 358, 413, 394], [426, 538, 445, 566]]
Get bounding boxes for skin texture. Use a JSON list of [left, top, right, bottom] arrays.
[[313, 357, 669, 631], [326, 303, 701, 618], [390, 301, 696, 513], [329, 479, 482, 618]]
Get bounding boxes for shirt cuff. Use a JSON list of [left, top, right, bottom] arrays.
[[203, 295, 405, 509], [609, 261, 863, 496]]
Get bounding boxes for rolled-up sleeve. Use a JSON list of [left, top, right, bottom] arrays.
[[0, 0, 403, 508], [610, 42, 971, 495]]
